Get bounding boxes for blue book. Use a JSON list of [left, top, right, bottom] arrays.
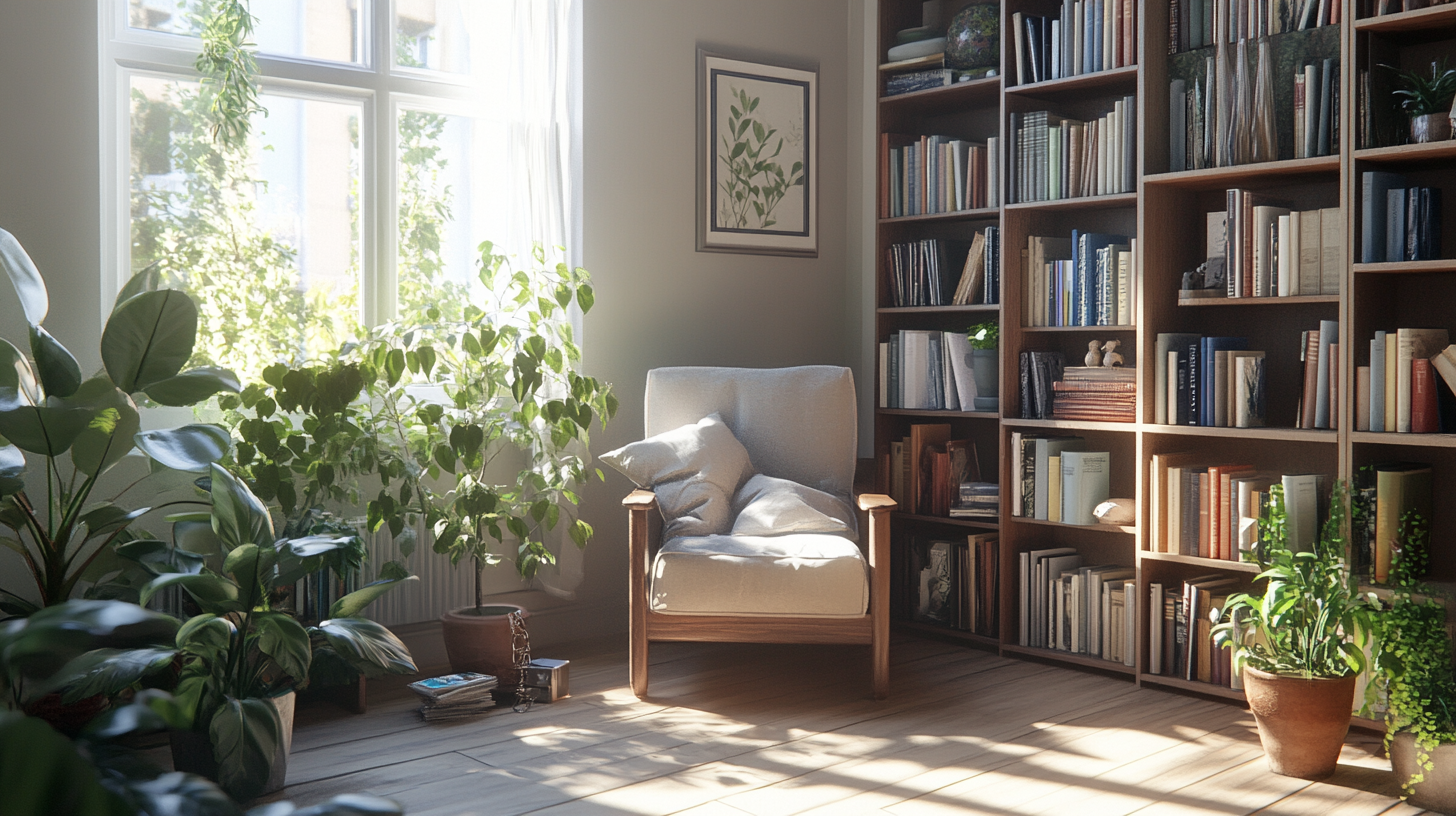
[[1092, 0, 1103, 72], [1075, 233, 1127, 327], [1370, 331, 1385, 432], [1200, 337, 1249, 426]]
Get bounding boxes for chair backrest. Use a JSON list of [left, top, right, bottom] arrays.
[[644, 366, 858, 500]]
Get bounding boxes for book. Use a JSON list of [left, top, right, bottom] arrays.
[[1313, 319, 1337, 429], [1356, 364, 1371, 432], [1411, 358, 1438, 434], [909, 424, 952, 515], [1373, 463, 1432, 583], [1061, 450, 1111, 525], [409, 672, 499, 701], [1396, 328, 1449, 432], [1235, 353, 1266, 428], [1281, 473, 1323, 553], [1370, 331, 1386, 433], [1361, 171, 1406, 263]]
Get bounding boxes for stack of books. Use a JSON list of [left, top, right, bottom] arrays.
[[880, 330, 980, 411], [1053, 366, 1136, 422], [883, 66, 996, 97], [1212, 191, 1342, 299], [1170, 0, 1338, 54], [1019, 350, 1066, 419], [409, 672, 499, 722], [883, 426, 982, 518], [911, 534, 1000, 636], [1360, 172, 1443, 264], [1008, 103, 1136, 204], [952, 481, 1000, 519], [1356, 330, 1453, 434], [1017, 547, 1135, 664]]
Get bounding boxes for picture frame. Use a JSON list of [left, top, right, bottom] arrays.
[[697, 49, 818, 257]]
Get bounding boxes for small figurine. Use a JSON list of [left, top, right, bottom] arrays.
[[1102, 339, 1124, 367], [1084, 339, 1102, 367]]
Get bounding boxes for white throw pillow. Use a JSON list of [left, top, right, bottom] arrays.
[[730, 474, 857, 538], [600, 414, 755, 539]]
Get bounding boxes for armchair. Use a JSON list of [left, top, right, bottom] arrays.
[[615, 366, 894, 700]]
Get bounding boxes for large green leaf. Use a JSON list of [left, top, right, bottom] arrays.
[[222, 543, 277, 608], [254, 612, 311, 683], [143, 366, 243, 407], [114, 538, 206, 576], [313, 618, 416, 677], [4, 600, 179, 681], [79, 504, 150, 540], [0, 389, 93, 456], [328, 575, 417, 619], [0, 713, 127, 816], [0, 339, 39, 403], [120, 768, 240, 816], [0, 444, 24, 479], [101, 289, 197, 393], [176, 614, 234, 664], [68, 379, 140, 477], [134, 423, 231, 472], [209, 464, 274, 551], [112, 262, 162, 312], [82, 689, 189, 739], [28, 324, 81, 399], [209, 696, 280, 801], [0, 228, 49, 325], [247, 793, 406, 816], [140, 572, 241, 614], [46, 646, 177, 702]]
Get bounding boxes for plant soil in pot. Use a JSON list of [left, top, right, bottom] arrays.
[[441, 604, 529, 684], [1390, 732, 1456, 813], [1242, 667, 1355, 780]]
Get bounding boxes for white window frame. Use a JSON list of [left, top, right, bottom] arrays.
[[98, 0, 500, 330]]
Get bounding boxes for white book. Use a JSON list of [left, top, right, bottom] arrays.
[[1280, 473, 1322, 553], [940, 332, 961, 411], [944, 332, 977, 409], [900, 330, 933, 410], [878, 342, 889, 408], [1286, 210, 1301, 295], [1061, 450, 1111, 525], [1149, 582, 1165, 674]]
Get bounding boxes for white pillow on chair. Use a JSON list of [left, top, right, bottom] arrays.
[[600, 413, 755, 539], [730, 474, 857, 538]]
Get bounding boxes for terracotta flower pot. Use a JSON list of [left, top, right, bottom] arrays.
[[1390, 731, 1456, 813], [1411, 113, 1453, 144], [1242, 667, 1355, 780], [170, 692, 295, 798], [440, 604, 529, 685]]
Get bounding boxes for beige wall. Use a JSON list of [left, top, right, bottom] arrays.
[[571, 0, 877, 640]]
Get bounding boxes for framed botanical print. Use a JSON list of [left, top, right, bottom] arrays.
[[697, 50, 818, 257]]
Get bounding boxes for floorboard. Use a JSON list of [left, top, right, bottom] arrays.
[[260, 634, 1416, 816]]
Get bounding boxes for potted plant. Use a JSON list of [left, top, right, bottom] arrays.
[[1385, 60, 1456, 143], [1374, 510, 1456, 810], [54, 464, 416, 801], [966, 320, 999, 411], [222, 242, 616, 682], [1212, 481, 1381, 780], [0, 228, 241, 618]]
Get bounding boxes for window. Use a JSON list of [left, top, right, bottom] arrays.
[[104, 0, 579, 381]]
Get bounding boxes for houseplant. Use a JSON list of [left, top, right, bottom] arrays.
[[1385, 59, 1456, 143], [966, 320, 999, 411], [1212, 481, 1381, 779], [59, 464, 416, 801], [0, 227, 239, 617], [0, 599, 403, 815], [1375, 510, 1456, 809], [222, 241, 617, 680]]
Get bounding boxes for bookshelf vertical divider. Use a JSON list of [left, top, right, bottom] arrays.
[[875, 0, 1456, 704]]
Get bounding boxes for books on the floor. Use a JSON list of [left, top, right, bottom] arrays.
[[410, 672, 500, 721]]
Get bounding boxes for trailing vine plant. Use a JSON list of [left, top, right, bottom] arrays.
[[195, 0, 264, 150], [1376, 510, 1456, 797]]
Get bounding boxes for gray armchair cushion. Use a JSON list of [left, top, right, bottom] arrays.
[[600, 413, 754, 539], [730, 474, 857, 538]]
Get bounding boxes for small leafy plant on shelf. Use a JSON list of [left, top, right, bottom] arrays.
[[1383, 59, 1456, 143]]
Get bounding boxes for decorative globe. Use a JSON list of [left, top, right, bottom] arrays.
[[945, 4, 999, 70]]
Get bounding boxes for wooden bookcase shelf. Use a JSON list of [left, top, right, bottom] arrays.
[[874, 0, 1449, 702], [895, 620, 1002, 649]]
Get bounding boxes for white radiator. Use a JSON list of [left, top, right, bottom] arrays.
[[361, 522, 527, 627]]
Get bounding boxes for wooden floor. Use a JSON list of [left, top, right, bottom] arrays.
[[268, 634, 1424, 816]]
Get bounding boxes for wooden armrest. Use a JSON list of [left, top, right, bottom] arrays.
[[856, 493, 896, 512], [623, 489, 658, 509]]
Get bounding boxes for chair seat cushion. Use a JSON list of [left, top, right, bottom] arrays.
[[649, 534, 868, 618], [730, 474, 857, 539]]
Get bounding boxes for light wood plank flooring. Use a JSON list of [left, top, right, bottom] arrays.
[[268, 634, 1423, 816]]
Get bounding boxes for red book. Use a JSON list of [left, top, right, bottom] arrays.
[[1413, 358, 1439, 433]]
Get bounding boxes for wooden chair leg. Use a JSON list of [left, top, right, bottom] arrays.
[[625, 489, 657, 699], [860, 494, 895, 701], [630, 619, 648, 698]]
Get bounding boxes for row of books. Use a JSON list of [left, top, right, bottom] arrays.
[[882, 134, 999, 217], [1206, 193, 1342, 299], [1010, 434, 1112, 526], [1008, 102, 1136, 204], [1023, 232, 1136, 327], [1008, 0, 1138, 87], [1360, 172, 1443, 263], [911, 534, 1001, 637], [880, 331, 981, 412], [1171, 0, 1339, 54], [1148, 577, 1238, 688], [1351, 462, 1432, 584], [1054, 365, 1137, 422], [1356, 330, 1454, 435], [1152, 454, 1326, 558], [1019, 350, 1066, 420], [1152, 335, 1268, 428], [1168, 35, 1339, 171], [884, 424, 983, 517], [1018, 547, 1136, 665], [883, 66, 994, 97], [886, 230, 1000, 307]]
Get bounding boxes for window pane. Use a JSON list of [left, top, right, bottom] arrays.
[[396, 108, 500, 321], [130, 75, 362, 380], [129, 0, 365, 66], [394, 0, 473, 74]]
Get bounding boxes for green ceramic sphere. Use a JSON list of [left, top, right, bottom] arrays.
[[945, 4, 999, 70]]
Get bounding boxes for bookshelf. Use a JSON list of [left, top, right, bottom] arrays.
[[874, 0, 1456, 707]]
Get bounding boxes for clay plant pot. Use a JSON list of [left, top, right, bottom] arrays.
[[440, 604, 529, 685], [170, 692, 296, 797], [1242, 667, 1355, 780], [1411, 113, 1453, 144], [1390, 731, 1456, 813]]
